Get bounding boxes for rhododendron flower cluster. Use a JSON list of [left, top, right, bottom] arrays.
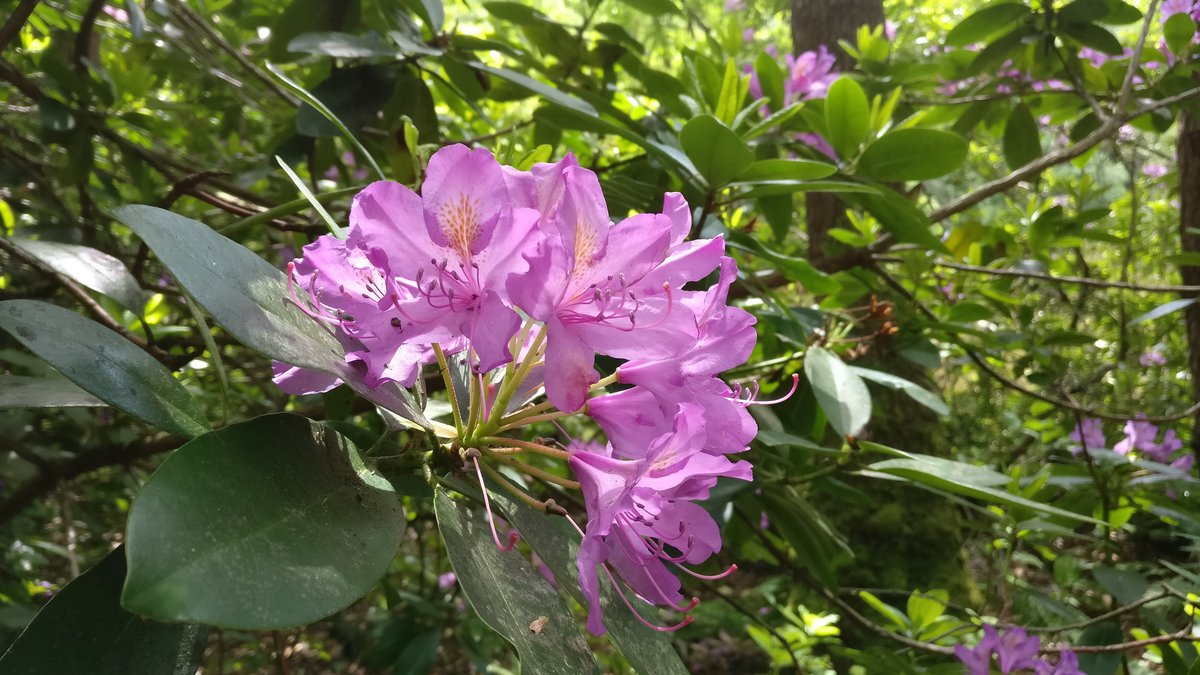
[[273, 144, 785, 634], [1069, 416, 1194, 472]]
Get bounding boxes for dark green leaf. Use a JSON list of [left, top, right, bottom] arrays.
[[0, 374, 105, 408], [0, 300, 208, 438], [485, 489, 690, 675], [0, 547, 207, 675], [9, 238, 143, 312], [1076, 623, 1124, 675], [678, 114, 755, 187], [946, 4, 1031, 46], [1062, 23, 1124, 54], [38, 97, 74, 133], [296, 65, 395, 137], [469, 62, 598, 116], [1165, 13, 1197, 55], [804, 346, 871, 438], [122, 414, 405, 629], [614, 0, 679, 15], [754, 52, 785, 111], [724, 231, 838, 294], [824, 77, 870, 158], [434, 488, 600, 675], [268, 0, 361, 62], [400, 0, 444, 31], [740, 159, 838, 181], [843, 187, 952, 254], [1002, 102, 1043, 170], [1059, 0, 1109, 24], [857, 129, 968, 181]]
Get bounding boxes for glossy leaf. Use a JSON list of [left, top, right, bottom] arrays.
[[485, 488, 691, 675], [824, 77, 870, 158], [848, 366, 949, 417], [434, 487, 600, 675], [843, 187, 952, 255], [0, 374, 105, 408], [740, 159, 838, 181], [122, 414, 405, 629], [8, 238, 143, 312], [0, 547, 208, 675], [1132, 298, 1197, 325], [110, 205, 387, 398], [804, 346, 871, 438], [678, 114, 755, 187], [1165, 13, 1198, 55], [857, 129, 967, 181], [0, 300, 208, 438], [946, 4, 1031, 46]]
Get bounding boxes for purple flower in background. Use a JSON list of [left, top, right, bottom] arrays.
[[1142, 165, 1169, 181], [437, 571, 457, 590], [956, 626, 1081, 674], [995, 627, 1042, 673], [1068, 417, 1106, 455], [742, 27, 755, 44], [1079, 47, 1110, 67], [723, 0, 744, 9], [884, 20, 898, 40], [955, 625, 1001, 675], [784, 46, 838, 101], [1114, 416, 1159, 455], [1037, 650, 1084, 675]]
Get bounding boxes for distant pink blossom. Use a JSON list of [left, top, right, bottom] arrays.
[[1069, 417, 1106, 455], [102, 4, 129, 22], [1142, 164, 1169, 180], [1139, 348, 1168, 364]]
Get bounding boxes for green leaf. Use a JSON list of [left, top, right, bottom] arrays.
[[678, 114, 755, 187], [946, 4, 1031, 46], [1131, 298, 1197, 325], [864, 457, 1102, 523], [1076, 623, 1124, 675], [824, 77, 870, 159], [740, 159, 838, 181], [714, 59, 744, 125], [760, 489, 851, 587], [614, 0, 679, 15], [1062, 23, 1124, 54], [857, 129, 968, 181], [0, 547, 207, 674], [112, 206, 337, 366], [804, 346, 871, 438], [1165, 13, 1198, 55], [843, 187, 951, 254], [1002, 102, 1043, 170], [754, 52, 785, 111], [0, 300, 208, 438], [857, 591, 909, 629], [906, 589, 948, 631], [847, 367, 949, 417], [287, 32, 396, 58], [8, 238, 144, 312], [1059, 0, 1110, 24], [469, 61, 598, 117], [0, 374, 105, 408], [122, 414, 405, 629], [484, 488, 690, 675], [724, 231, 838, 294], [434, 487, 600, 675], [268, 0, 360, 62]]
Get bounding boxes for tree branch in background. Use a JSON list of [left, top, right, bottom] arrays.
[[876, 257, 1200, 293], [0, 0, 40, 52], [869, 261, 1200, 422]]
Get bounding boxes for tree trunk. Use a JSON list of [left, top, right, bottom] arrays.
[[790, 0, 884, 270], [1177, 112, 1200, 462]]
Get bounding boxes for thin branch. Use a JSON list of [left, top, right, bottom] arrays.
[[0, 0, 40, 52], [879, 258, 1200, 294], [869, 261, 1200, 422], [1045, 625, 1199, 654]]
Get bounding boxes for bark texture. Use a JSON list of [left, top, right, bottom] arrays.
[[1177, 112, 1200, 460], [790, 0, 884, 270]]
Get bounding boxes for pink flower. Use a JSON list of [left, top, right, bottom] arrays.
[[1142, 165, 1169, 180], [784, 46, 838, 101], [1068, 417, 1106, 455], [1113, 416, 1159, 455]]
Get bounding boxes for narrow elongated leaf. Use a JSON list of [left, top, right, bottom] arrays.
[[0, 547, 208, 675], [848, 367, 949, 417], [740, 159, 838, 181], [122, 414, 405, 629], [470, 62, 598, 116], [8, 238, 143, 312], [486, 489, 690, 675], [824, 77, 870, 159], [864, 458, 1102, 523], [804, 346, 871, 438], [0, 300, 208, 437], [0, 374, 105, 408], [843, 187, 952, 255], [288, 31, 396, 58], [857, 129, 967, 181], [1132, 298, 1197, 325], [434, 488, 600, 675], [678, 114, 755, 187]]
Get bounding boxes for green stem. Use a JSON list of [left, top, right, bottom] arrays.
[[495, 409, 577, 434], [478, 436, 569, 460], [483, 324, 547, 434], [217, 185, 363, 234], [432, 343, 463, 437], [478, 461, 555, 513], [485, 450, 580, 490]]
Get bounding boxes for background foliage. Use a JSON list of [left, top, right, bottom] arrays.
[[1, 0, 1199, 672]]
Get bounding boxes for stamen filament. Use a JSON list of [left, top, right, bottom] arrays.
[[746, 374, 800, 406], [674, 563, 738, 581], [485, 323, 548, 427], [471, 455, 519, 551]]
